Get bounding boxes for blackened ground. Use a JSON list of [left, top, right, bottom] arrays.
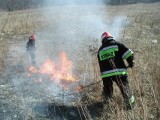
[[34, 102, 103, 120]]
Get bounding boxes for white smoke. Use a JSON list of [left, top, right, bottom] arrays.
[[33, 0, 128, 105], [36, 0, 128, 62]]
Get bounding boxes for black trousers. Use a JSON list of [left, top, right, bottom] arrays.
[[28, 51, 36, 65], [102, 75, 132, 101]]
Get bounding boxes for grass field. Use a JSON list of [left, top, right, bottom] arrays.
[[0, 2, 160, 120]]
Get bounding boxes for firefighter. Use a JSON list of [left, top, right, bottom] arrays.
[[26, 34, 36, 65], [97, 32, 135, 110]]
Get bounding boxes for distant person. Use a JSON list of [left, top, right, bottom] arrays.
[[26, 34, 36, 65], [97, 32, 135, 110]]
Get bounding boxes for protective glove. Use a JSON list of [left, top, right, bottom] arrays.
[[129, 61, 135, 68]]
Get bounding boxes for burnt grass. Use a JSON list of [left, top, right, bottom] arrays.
[[34, 102, 103, 119], [0, 64, 104, 120]]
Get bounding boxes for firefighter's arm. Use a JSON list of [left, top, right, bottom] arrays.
[[122, 49, 134, 68], [126, 54, 134, 68], [26, 42, 29, 51], [97, 48, 101, 62], [118, 42, 134, 68]]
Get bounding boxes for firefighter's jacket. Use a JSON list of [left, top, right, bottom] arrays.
[[26, 39, 36, 51], [97, 38, 134, 79]]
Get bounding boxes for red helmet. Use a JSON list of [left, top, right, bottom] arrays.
[[30, 34, 36, 41], [101, 32, 112, 42]]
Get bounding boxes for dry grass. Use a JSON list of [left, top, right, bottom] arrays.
[[0, 2, 160, 120]]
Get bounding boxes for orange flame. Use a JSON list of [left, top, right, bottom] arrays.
[[39, 59, 55, 75], [28, 51, 76, 84], [28, 66, 38, 73]]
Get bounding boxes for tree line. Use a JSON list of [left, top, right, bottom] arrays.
[[109, 0, 159, 4], [0, 0, 159, 11], [0, 0, 44, 11]]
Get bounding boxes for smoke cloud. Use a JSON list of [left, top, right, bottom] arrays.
[[33, 0, 128, 105], [35, 0, 128, 66], [7, 1, 128, 113]]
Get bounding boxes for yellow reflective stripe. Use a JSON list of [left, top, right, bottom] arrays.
[[122, 49, 133, 59], [125, 51, 133, 59], [101, 71, 128, 78], [101, 45, 118, 51], [102, 69, 127, 74]]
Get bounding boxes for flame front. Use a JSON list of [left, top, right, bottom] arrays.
[[28, 51, 76, 83]]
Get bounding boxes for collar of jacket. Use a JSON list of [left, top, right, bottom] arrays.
[[102, 37, 114, 45]]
